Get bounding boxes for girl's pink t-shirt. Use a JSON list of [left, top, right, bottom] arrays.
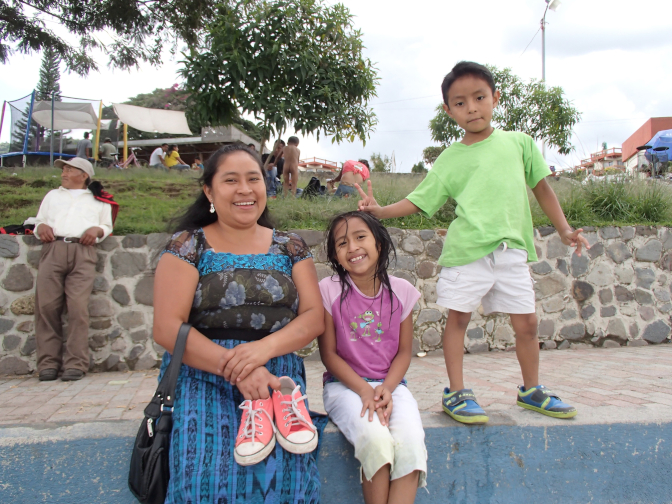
[[319, 275, 420, 381]]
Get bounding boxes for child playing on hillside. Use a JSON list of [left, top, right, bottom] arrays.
[[356, 61, 589, 424], [319, 211, 427, 504], [282, 136, 301, 197]]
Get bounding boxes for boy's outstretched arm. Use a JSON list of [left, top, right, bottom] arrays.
[[532, 178, 590, 256], [355, 180, 420, 220]]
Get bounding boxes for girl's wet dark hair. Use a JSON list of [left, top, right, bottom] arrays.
[[325, 211, 397, 309], [171, 144, 273, 232]]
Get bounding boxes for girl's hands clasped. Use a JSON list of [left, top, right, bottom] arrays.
[[359, 384, 392, 426]]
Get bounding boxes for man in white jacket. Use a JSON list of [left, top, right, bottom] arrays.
[[34, 157, 113, 381]]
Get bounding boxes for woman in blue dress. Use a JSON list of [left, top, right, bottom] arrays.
[[153, 144, 326, 503]]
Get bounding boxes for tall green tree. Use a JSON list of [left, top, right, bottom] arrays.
[[428, 65, 581, 155], [370, 152, 391, 173], [422, 146, 445, 166], [411, 161, 427, 174], [0, 0, 219, 75], [36, 46, 62, 101], [181, 0, 379, 151]]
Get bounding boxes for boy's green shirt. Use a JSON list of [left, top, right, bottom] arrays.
[[406, 129, 551, 268]]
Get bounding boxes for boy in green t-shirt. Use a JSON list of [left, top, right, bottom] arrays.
[[356, 61, 589, 424]]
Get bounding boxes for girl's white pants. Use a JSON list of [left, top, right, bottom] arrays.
[[323, 381, 427, 488]]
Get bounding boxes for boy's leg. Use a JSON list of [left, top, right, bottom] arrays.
[[442, 310, 472, 391], [282, 170, 290, 196], [289, 167, 299, 196], [509, 313, 539, 390]]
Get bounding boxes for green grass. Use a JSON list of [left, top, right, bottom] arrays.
[[2, 167, 672, 234]]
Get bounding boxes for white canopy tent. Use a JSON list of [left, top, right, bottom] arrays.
[[31, 101, 99, 130], [112, 103, 192, 162]]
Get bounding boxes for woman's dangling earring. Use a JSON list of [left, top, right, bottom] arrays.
[[209, 201, 216, 214]]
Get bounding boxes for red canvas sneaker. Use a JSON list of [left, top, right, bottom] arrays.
[[234, 398, 276, 466], [272, 377, 318, 454]]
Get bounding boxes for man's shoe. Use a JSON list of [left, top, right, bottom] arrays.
[[517, 385, 577, 419], [235, 398, 276, 466], [442, 388, 489, 425], [272, 377, 318, 454], [38, 369, 58, 381], [61, 369, 85, 381]]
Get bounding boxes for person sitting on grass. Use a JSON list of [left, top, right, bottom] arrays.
[[191, 155, 204, 171], [149, 143, 169, 171], [164, 144, 190, 171], [356, 61, 588, 425]]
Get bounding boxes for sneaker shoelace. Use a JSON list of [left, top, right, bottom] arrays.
[[280, 385, 317, 431], [238, 400, 276, 442]]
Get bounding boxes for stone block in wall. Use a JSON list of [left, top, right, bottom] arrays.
[[419, 230, 435, 241], [560, 309, 577, 321], [17, 321, 33, 332], [538, 319, 554, 338], [606, 319, 627, 341], [556, 259, 568, 276], [95, 252, 107, 273], [391, 271, 415, 286], [417, 309, 442, 325], [390, 255, 415, 270], [606, 242, 631, 264], [422, 283, 437, 304], [416, 261, 438, 279], [118, 311, 144, 330], [0, 236, 19, 258], [426, 241, 442, 260], [10, 294, 34, 315], [89, 334, 108, 350], [20, 336, 36, 356], [541, 294, 564, 313], [636, 226, 657, 237], [600, 306, 616, 317], [638, 306, 655, 321], [580, 304, 595, 320], [90, 319, 112, 330], [572, 281, 594, 302], [570, 254, 590, 277], [387, 227, 403, 235], [2, 334, 20, 351], [421, 327, 441, 347], [598, 288, 613, 304], [467, 341, 489, 353], [654, 288, 670, 302], [111, 251, 147, 279], [97, 236, 119, 252], [88, 298, 114, 317], [542, 341, 557, 350], [314, 244, 327, 263], [134, 275, 155, 306], [26, 249, 41, 269], [0, 356, 30, 375], [614, 266, 634, 284], [587, 242, 604, 259], [635, 240, 663, 262], [628, 339, 648, 347], [315, 263, 332, 281], [634, 289, 653, 305], [147, 233, 171, 251], [494, 326, 514, 345], [586, 264, 612, 287], [401, 235, 424, 255], [128, 344, 145, 361], [122, 234, 147, 248], [22, 235, 40, 246], [112, 284, 131, 306], [546, 236, 568, 259], [134, 354, 159, 371], [642, 320, 671, 343], [629, 322, 639, 338], [602, 339, 621, 348], [131, 329, 149, 342], [2, 264, 34, 292], [535, 273, 566, 299], [93, 276, 110, 293], [290, 230, 324, 247], [530, 261, 552, 275], [538, 226, 555, 237], [557, 340, 571, 350], [599, 227, 621, 240], [635, 268, 655, 290], [467, 327, 484, 340], [560, 322, 586, 341], [661, 252, 672, 271]]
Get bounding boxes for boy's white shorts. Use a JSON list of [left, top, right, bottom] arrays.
[[323, 381, 427, 488], [436, 244, 536, 315]]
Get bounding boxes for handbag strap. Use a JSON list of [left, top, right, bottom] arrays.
[[156, 323, 192, 410]]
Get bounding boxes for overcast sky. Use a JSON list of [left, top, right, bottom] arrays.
[[2, 0, 671, 171]]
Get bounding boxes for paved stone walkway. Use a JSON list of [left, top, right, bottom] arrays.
[[1, 346, 671, 426]]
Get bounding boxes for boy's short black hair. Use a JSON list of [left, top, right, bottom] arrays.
[[441, 61, 496, 107], [287, 136, 299, 145]]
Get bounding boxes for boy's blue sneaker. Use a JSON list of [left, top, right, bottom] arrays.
[[517, 385, 577, 419], [442, 388, 489, 425]]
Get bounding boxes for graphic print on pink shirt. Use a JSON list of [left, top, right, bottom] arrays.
[[319, 275, 420, 382]]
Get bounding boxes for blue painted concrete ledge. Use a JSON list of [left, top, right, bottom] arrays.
[[1, 413, 670, 504]]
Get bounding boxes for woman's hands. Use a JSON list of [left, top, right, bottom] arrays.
[[359, 384, 393, 426], [236, 366, 282, 400], [216, 340, 270, 384]]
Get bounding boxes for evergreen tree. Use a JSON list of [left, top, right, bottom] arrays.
[[37, 47, 62, 101]]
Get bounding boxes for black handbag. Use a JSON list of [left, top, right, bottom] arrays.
[[128, 323, 191, 504]]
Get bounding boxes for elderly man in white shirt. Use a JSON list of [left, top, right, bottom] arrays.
[[34, 157, 113, 382]]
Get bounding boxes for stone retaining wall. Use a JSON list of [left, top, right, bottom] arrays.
[[1, 226, 671, 374]]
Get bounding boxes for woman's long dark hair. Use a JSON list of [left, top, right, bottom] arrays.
[[171, 143, 274, 232], [325, 211, 397, 309]]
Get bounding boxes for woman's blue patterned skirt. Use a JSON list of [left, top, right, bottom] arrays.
[[159, 340, 327, 504]]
